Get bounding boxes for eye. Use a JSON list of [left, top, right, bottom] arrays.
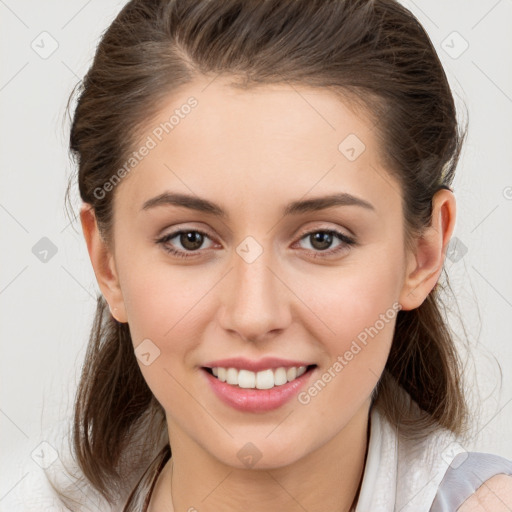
[[294, 229, 356, 258], [155, 229, 215, 259], [155, 227, 356, 260]]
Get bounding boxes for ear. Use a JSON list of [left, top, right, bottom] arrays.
[[80, 203, 128, 323], [399, 188, 456, 311]]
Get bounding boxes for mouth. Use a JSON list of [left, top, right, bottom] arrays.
[[200, 356, 318, 412], [202, 364, 317, 390]]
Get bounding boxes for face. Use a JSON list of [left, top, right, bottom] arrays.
[[91, 76, 422, 469]]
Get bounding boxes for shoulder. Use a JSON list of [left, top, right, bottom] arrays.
[[457, 474, 512, 512]]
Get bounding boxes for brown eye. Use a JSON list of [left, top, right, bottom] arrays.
[[308, 232, 334, 251], [296, 229, 356, 258], [156, 229, 215, 258], [179, 231, 205, 251]]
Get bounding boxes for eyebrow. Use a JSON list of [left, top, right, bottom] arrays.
[[141, 191, 375, 218]]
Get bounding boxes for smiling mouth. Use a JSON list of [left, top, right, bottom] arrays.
[[202, 365, 317, 390]]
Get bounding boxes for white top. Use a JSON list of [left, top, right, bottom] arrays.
[[3, 402, 510, 511], [355, 403, 465, 511]]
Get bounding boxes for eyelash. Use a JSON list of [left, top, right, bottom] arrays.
[[155, 227, 356, 260]]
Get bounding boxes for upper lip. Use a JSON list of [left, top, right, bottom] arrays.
[[202, 357, 315, 372]]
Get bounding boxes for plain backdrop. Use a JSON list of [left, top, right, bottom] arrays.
[[1, 0, 512, 503]]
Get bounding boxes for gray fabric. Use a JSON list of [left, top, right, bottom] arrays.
[[429, 451, 512, 511]]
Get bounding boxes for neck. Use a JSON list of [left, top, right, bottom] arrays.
[[150, 401, 371, 512]]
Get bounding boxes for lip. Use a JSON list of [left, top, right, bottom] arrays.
[[201, 364, 316, 413], [202, 357, 314, 372]]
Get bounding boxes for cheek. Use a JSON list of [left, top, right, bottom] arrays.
[[312, 290, 398, 392], [293, 270, 401, 436], [119, 263, 217, 415], [117, 254, 224, 404], [298, 246, 404, 387], [302, 241, 403, 334], [120, 263, 214, 350]]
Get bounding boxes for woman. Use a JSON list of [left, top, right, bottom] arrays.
[[11, 0, 512, 510]]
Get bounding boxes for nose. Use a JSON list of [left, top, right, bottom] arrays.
[[218, 247, 292, 343]]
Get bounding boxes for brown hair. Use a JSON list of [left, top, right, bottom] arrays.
[[58, 0, 472, 507]]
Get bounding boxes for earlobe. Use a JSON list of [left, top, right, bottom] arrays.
[[80, 204, 128, 323], [399, 189, 456, 311]]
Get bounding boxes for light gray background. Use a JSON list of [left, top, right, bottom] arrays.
[[1, 0, 512, 503]]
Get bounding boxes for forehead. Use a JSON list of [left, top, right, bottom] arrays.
[[114, 76, 401, 219], [138, 76, 379, 156]]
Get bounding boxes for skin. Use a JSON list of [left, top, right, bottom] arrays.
[[458, 474, 512, 511], [81, 75, 458, 512]]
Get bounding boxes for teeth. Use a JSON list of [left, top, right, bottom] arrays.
[[255, 369, 274, 389], [238, 369, 256, 388], [226, 367, 238, 385], [209, 365, 309, 389], [286, 367, 297, 381], [274, 367, 288, 386]]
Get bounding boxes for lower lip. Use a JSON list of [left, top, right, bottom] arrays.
[[202, 367, 315, 412]]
